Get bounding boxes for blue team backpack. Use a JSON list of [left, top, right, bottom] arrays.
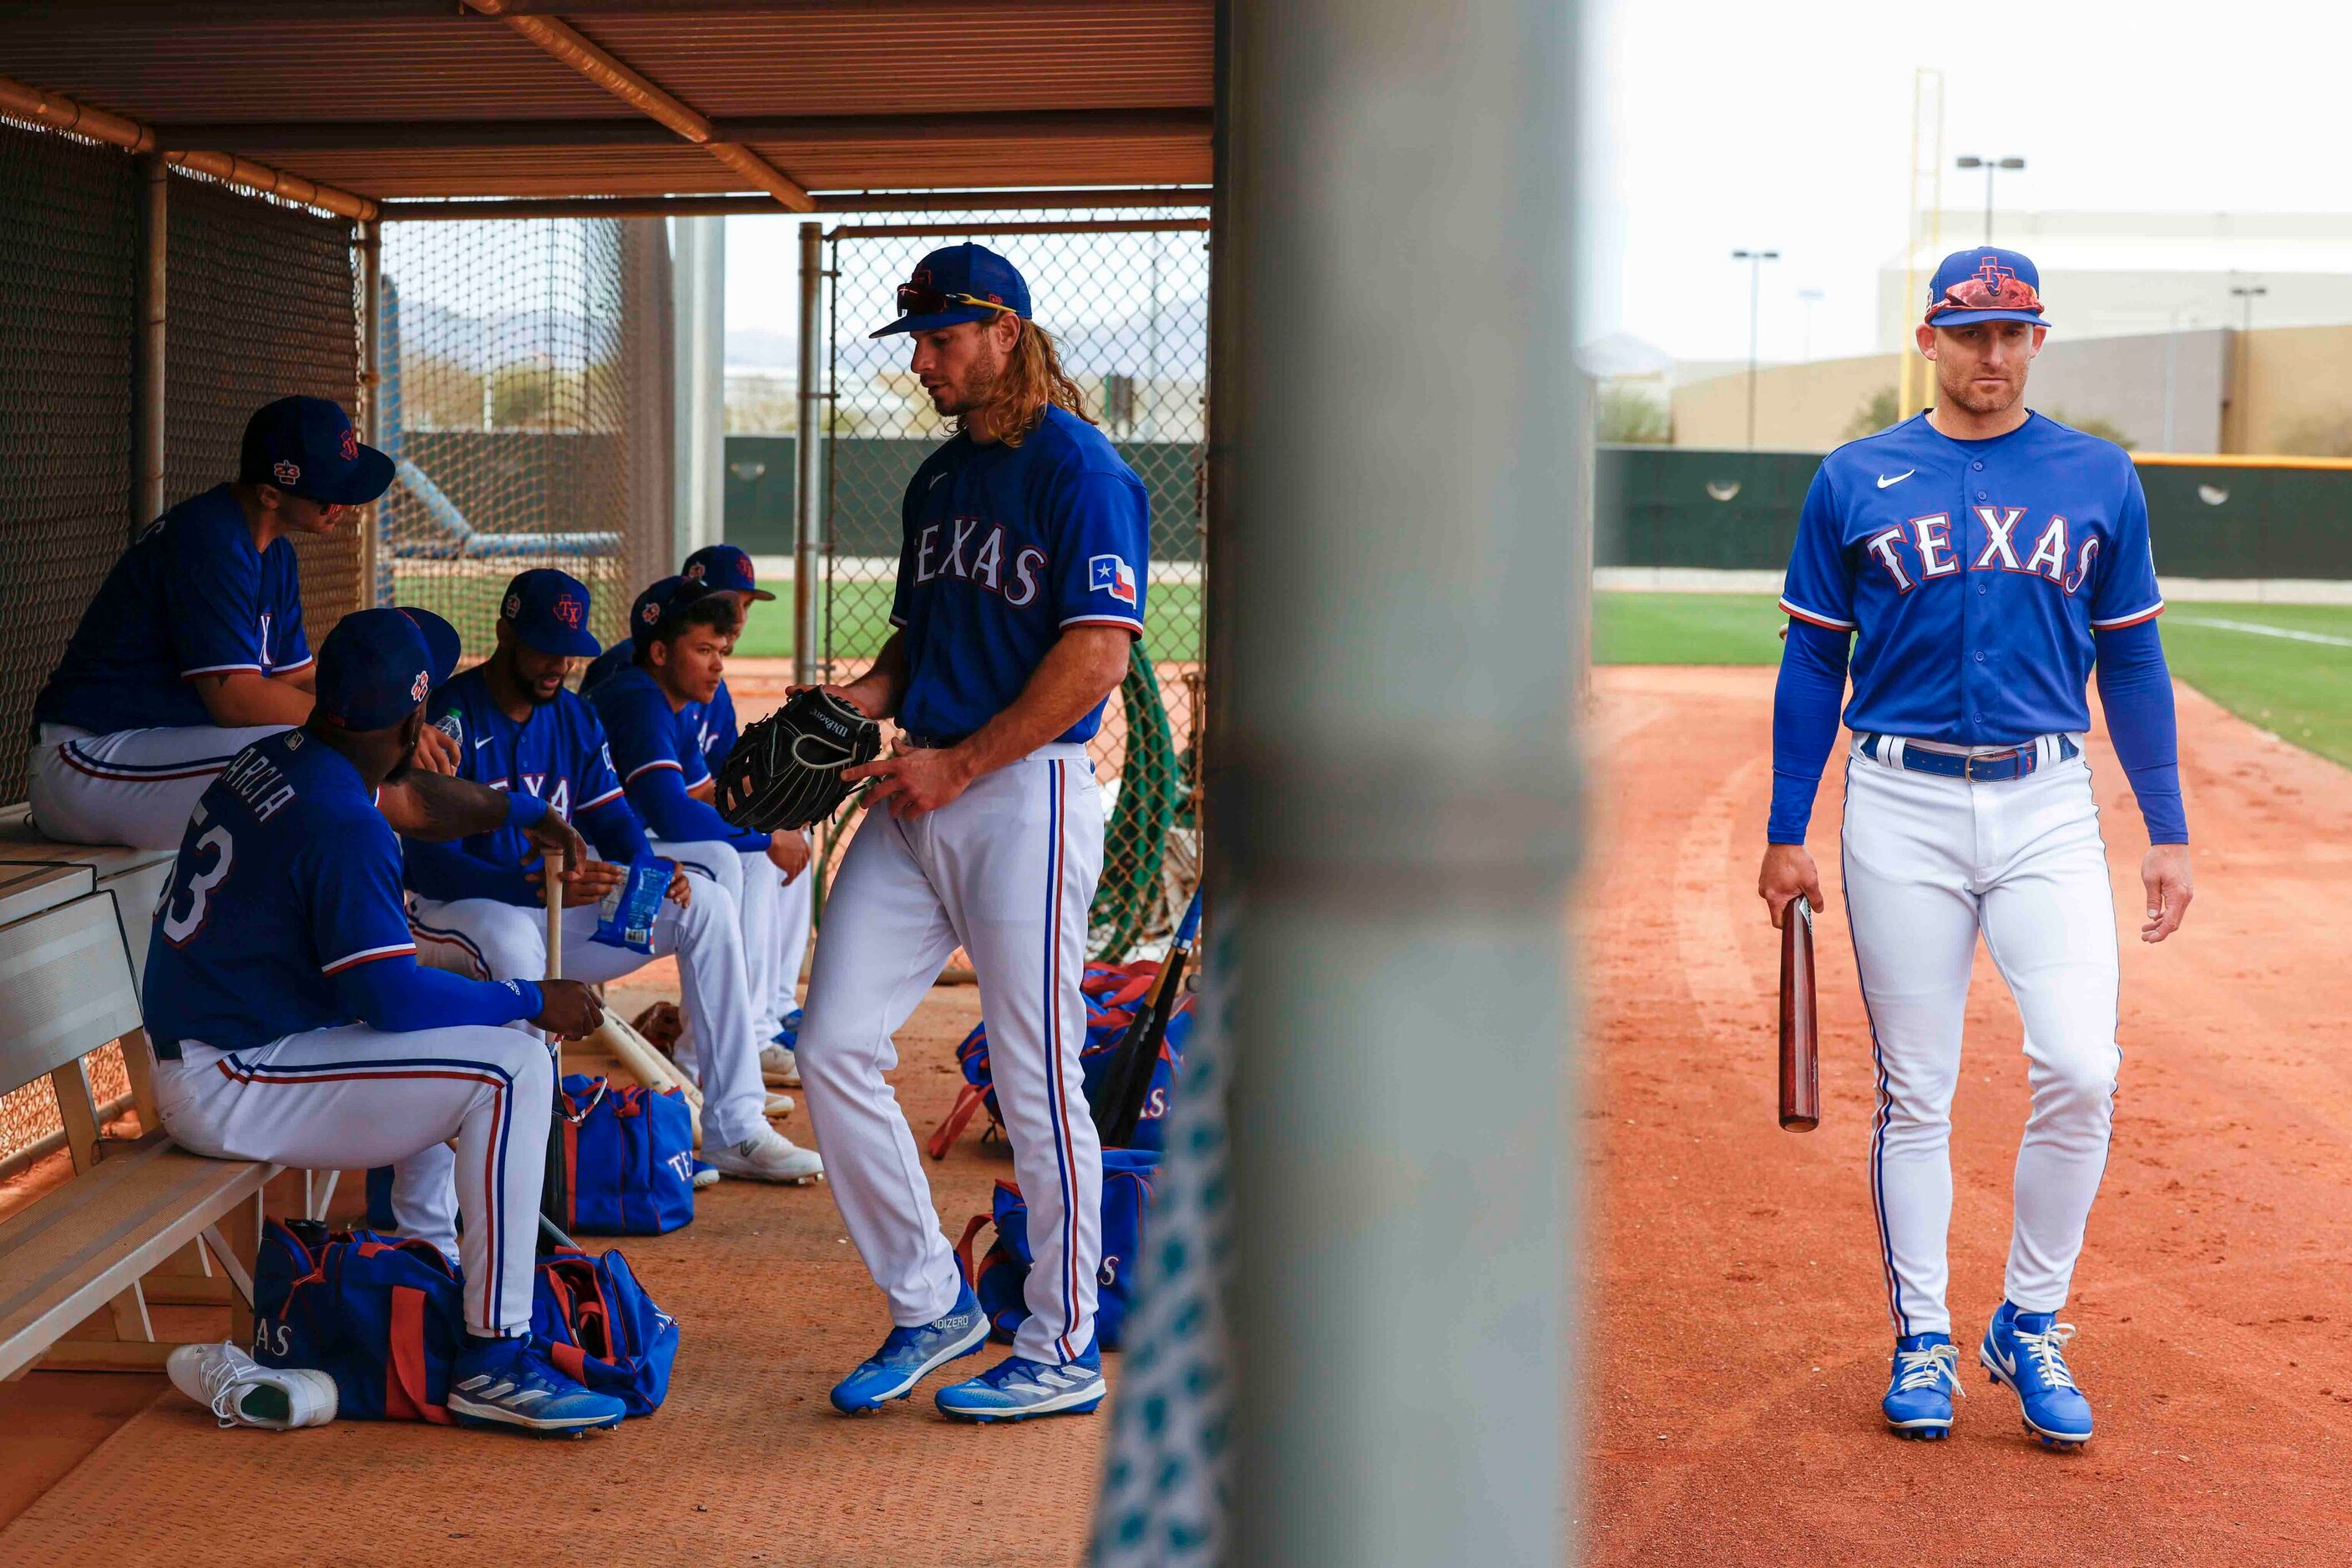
[[255, 1220, 678, 1421], [953, 1148, 1158, 1352], [531, 1245, 680, 1416], [927, 991, 1194, 1159], [558, 1074, 697, 1235], [252, 1220, 466, 1423]]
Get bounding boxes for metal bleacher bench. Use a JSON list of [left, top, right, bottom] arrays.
[[0, 812, 279, 1379]]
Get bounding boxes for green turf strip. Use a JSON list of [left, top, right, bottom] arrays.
[[1591, 591, 2352, 768]]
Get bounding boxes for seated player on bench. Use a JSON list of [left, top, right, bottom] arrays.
[[584, 547, 813, 1080], [28, 396, 454, 849], [143, 609, 625, 1434], [397, 569, 822, 1201], [589, 577, 812, 1092]]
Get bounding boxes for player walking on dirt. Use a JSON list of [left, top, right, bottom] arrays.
[[799, 244, 1149, 1422], [1756, 248, 2194, 1450]]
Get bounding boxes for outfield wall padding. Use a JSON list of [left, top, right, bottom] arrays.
[[1595, 446, 2352, 581]]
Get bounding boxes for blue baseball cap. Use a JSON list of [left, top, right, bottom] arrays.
[[395, 605, 462, 688], [498, 569, 600, 659], [868, 244, 1031, 338], [239, 396, 394, 506], [681, 544, 775, 601], [1925, 248, 2051, 329], [314, 609, 434, 731], [628, 574, 690, 652]]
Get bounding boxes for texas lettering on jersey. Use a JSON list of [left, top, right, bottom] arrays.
[[912, 515, 1046, 605], [1859, 505, 2102, 598]]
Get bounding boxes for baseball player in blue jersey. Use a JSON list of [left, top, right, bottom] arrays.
[[399, 569, 821, 1213], [26, 397, 459, 849], [1758, 249, 2195, 1450], [806, 245, 1148, 1422], [588, 578, 814, 1122], [144, 609, 626, 1433], [584, 546, 813, 1076]]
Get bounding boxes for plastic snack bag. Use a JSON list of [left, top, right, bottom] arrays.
[[590, 855, 675, 954]]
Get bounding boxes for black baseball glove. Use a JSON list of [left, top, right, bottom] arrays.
[[715, 689, 883, 833]]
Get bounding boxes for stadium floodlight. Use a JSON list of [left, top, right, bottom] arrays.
[[1732, 249, 1781, 450], [1955, 154, 2027, 244]]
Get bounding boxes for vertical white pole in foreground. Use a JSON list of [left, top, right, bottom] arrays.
[[1222, 0, 1584, 1563], [793, 220, 826, 689], [673, 215, 727, 559]]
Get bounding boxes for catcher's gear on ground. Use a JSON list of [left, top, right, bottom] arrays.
[[716, 690, 882, 832]]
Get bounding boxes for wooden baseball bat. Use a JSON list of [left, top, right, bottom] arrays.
[[585, 1015, 705, 1152], [539, 848, 576, 1249], [1778, 894, 1821, 1132]]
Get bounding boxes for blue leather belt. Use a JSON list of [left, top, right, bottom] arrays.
[[1860, 732, 2077, 782], [903, 733, 968, 750]]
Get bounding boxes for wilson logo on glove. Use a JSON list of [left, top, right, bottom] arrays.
[[716, 688, 882, 832]]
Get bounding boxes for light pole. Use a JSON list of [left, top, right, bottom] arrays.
[[1797, 287, 1823, 362], [1955, 154, 2025, 243], [2229, 279, 2268, 453], [1732, 248, 1778, 449]]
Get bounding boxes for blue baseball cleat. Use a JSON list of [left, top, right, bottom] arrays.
[[934, 1344, 1105, 1424], [448, 1334, 626, 1434], [1882, 1332, 1965, 1439], [1980, 1302, 2093, 1449], [830, 1283, 990, 1414]]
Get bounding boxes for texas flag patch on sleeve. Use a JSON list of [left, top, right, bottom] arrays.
[[1089, 553, 1138, 607]]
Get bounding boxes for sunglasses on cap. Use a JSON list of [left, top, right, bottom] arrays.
[[895, 283, 1017, 319], [1925, 273, 2045, 321]]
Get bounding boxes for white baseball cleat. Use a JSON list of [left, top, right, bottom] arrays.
[[168, 1342, 337, 1432], [764, 1091, 797, 1118], [704, 1125, 823, 1184], [760, 1042, 802, 1088]]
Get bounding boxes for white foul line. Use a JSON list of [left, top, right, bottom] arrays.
[[2168, 615, 2352, 650]]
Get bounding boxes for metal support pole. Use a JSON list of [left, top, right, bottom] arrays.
[[133, 154, 167, 533], [1223, 0, 1581, 1562], [792, 220, 825, 688], [357, 218, 384, 606]]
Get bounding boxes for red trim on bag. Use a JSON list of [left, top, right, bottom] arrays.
[[953, 1212, 993, 1287], [548, 1338, 589, 1385], [388, 1286, 454, 1424], [927, 1083, 990, 1161]]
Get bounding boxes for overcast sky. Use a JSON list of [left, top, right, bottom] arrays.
[[727, 1, 2352, 369], [1580, 0, 2352, 366]]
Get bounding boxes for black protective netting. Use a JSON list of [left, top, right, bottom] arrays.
[[166, 172, 365, 637], [822, 215, 1209, 958], [382, 218, 665, 660], [0, 120, 138, 810]]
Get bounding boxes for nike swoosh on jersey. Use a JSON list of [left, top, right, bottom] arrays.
[[928, 472, 948, 491], [473, 736, 493, 749], [1877, 470, 1915, 488]]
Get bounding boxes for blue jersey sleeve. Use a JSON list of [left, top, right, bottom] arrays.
[[2089, 465, 2165, 630], [577, 730, 628, 816], [596, 678, 691, 793], [296, 811, 425, 978], [703, 684, 737, 762], [1768, 620, 1853, 843], [1778, 467, 1855, 632], [164, 515, 272, 679], [1050, 470, 1150, 635], [269, 554, 311, 673], [890, 514, 918, 630]]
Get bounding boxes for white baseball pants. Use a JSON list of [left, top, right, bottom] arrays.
[[798, 745, 1105, 1365], [650, 837, 809, 1050], [155, 1024, 552, 1338], [28, 721, 289, 850], [1840, 734, 2122, 1338], [399, 874, 766, 1253]]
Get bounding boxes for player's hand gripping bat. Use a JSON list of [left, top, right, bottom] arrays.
[[1779, 894, 1820, 1132]]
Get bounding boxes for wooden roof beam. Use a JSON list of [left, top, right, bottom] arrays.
[[153, 109, 1216, 154], [462, 1, 812, 212]]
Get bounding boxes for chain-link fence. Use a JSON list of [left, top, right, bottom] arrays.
[[381, 217, 672, 660], [0, 119, 372, 1170], [818, 214, 1209, 959]]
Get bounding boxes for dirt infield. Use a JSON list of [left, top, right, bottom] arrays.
[[1584, 666, 2352, 1567]]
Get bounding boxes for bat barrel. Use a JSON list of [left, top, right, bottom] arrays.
[[1778, 898, 1821, 1132]]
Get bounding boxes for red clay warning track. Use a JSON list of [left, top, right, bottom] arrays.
[[1583, 667, 2352, 1567]]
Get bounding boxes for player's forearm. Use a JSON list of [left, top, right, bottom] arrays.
[[1767, 620, 1853, 844], [847, 632, 911, 719], [193, 669, 314, 728], [579, 797, 652, 863], [2093, 621, 2188, 845], [948, 626, 1131, 782], [380, 772, 548, 842], [276, 665, 316, 694], [335, 957, 542, 1033], [402, 837, 538, 907]]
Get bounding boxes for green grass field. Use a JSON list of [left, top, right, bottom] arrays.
[[1594, 591, 2352, 768]]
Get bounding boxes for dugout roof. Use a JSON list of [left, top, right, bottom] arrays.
[[0, 0, 1211, 210]]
